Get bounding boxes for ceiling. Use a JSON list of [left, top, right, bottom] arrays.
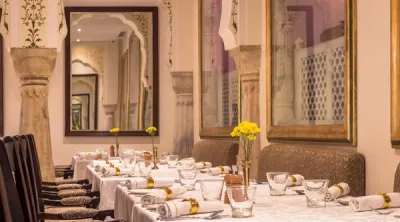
[[70, 13, 132, 42]]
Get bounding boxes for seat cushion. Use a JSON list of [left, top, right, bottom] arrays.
[[191, 140, 239, 167], [394, 163, 400, 192], [58, 189, 88, 198], [257, 144, 365, 196]]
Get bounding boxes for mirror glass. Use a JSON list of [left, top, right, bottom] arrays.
[[69, 11, 154, 132], [271, 0, 346, 126], [200, 0, 239, 130]]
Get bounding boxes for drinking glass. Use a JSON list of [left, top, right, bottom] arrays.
[[167, 155, 179, 168], [159, 152, 168, 164], [266, 172, 289, 196], [96, 148, 104, 160], [120, 148, 134, 168], [199, 180, 224, 201], [178, 169, 197, 191], [227, 186, 257, 218], [303, 180, 330, 208], [101, 151, 109, 161], [139, 160, 153, 177]]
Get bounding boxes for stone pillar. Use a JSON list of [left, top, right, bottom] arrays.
[[11, 48, 57, 182], [230, 45, 261, 179], [129, 103, 137, 130], [103, 104, 117, 130], [171, 71, 194, 158]]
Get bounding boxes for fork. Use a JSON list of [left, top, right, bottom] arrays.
[[368, 206, 395, 215]]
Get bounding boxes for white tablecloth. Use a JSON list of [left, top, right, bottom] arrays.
[[86, 164, 223, 210], [71, 156, 92, 180], [123, 185, 400, 222]]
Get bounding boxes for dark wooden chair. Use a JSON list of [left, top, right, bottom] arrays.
[[1, 136, 121, 221]]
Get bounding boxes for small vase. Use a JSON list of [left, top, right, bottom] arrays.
[[115, 136, 120, 157], [152, 145, 159, 170], [241, 160, 251, 187]]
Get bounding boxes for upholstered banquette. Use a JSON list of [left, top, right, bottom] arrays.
[[257, 144, 366, 196], [191, 140, 239, 167]]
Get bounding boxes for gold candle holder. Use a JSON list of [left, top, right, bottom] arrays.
[[152, 145, 159, 170], [241, 160, 251, 187]]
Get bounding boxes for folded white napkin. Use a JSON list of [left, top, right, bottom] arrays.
[[286, 174, 304, 186], [209, 166, 231, 175], [103, 167, 132, 175], [98, 163, 125, 173], [127, 178, 175, 189], [325, 182, 350, 201], [141, 186, 187, 205], [195, 162, 212, 169], [349, 193, 400, 212], [77, 152, 97, 160], [92, 159, 121, 167], [157, 200, 223, 218]]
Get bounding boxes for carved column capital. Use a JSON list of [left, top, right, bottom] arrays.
[[171, 71, 193, 94], [103, 104, 117, 116], [10, 48, 57, 79], [229, 45, 261, 77]]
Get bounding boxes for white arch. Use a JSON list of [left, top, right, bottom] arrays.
[[71, 59, 98, 74], [219, 0, 238, 50], [72, 13, 149, 88], [71, 13, 94, 26]]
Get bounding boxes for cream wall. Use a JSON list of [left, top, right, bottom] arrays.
[[194, 0, 400, 194], [3, 0, 176, 164]]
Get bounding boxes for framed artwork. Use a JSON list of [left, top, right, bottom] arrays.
[[198, 0, 240, 138], [391, 0, 400, 146], [266, 0, 357, 145]]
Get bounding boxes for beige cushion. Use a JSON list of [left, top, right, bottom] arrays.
[[257, 144, 365, 196], [191, 140, 239, 167], [394, 163, 400, 192]]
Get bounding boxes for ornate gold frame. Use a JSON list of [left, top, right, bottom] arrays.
[[391, 0, 400, 146], [198, 0, 237, 138], [266, 0, 357, 145]]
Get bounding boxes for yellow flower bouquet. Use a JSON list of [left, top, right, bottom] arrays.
[[110, 127, 120, 156], [146, 126, 158, 169], [230, 121, 260, 161]]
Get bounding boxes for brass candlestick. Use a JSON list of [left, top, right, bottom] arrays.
[[152, 145, 159, 170]]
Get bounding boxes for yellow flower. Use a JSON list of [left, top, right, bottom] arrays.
[[231, 121, 260, 138], [247, 134, 256, 140], [110, 128, 120, 133], [146, 126, 157, 135], [230, 126, 241, 137]]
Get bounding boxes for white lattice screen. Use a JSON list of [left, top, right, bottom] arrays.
[[294, 36, 345, 125], [219, 71, 238, 127]]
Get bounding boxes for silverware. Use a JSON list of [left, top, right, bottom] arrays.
[[368, 206, 395, 215], [158, 210, 224, 221], [336, 199, 349, 206]]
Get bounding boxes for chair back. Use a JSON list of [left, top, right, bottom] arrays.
[[394, 163, 400, 192], [191, 141, 239, 166], [257, 144, 366, 196], [0, 139, 26, 222]]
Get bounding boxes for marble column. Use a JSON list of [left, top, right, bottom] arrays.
[[103, 104, 117, 130], [230, 45, 261, 179], [171, 71, 194, 158], [11, 48, 57, 182]]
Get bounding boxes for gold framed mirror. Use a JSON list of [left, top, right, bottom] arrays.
[[198, 0, 240, 138], [391, 0, 400, 146], [266, 0, 357, 145]]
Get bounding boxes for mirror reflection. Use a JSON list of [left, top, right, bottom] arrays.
[[271, 0, 346, 126], [69, 12, 154, 131]]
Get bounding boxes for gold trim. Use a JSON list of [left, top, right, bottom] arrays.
[[182, 198, 199, 215], [376, 193, 392, 209], [146, 177, 155, 189], [115, 167, 121, 176], [332, 184, 345, 196], [198, 0, 238, 138], [290, 175, 297, 186], [162, 187, 173, 200], [265, 0, 357, 145], [391, 0, 400, 146], [218, 166, 224, 173]]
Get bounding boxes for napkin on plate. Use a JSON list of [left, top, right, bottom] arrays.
[[103, 167, 132, 176], [325, 182, 350, 201], [141, 186, 187, 205], [286, 174, 304, 186], [157, 200, 223, 218], [209, 166, 231, 175], [349, 193, 400, 212], [195, 162, 212, 169], [126, 178, 175, 189]]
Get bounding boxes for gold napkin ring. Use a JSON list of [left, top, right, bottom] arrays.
[[333, 184, 345, 197], [147, 177, 155, 189], [115, 167, 120, 176], [218, 166, 224, 173], [201, 161, 206, 167], [290, 175, 297, 186], [376, 193, 392, 209], [162, 187, 173, 200], [110, 163, 114, 168], [105, 159, 109, 164], [182, 198, 199, 215], [97, 154, 102, 160]]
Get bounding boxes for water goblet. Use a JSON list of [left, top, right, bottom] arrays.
[[139, 160, 153, 177], [167, 155, 179, 168], [303, 179, 330, 208], [159, 152, 168, 164], [227, 185, 257, 218], [200, 179, 224, 201], [178, 169, 198, 191], [266, 172, 289, 196]]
